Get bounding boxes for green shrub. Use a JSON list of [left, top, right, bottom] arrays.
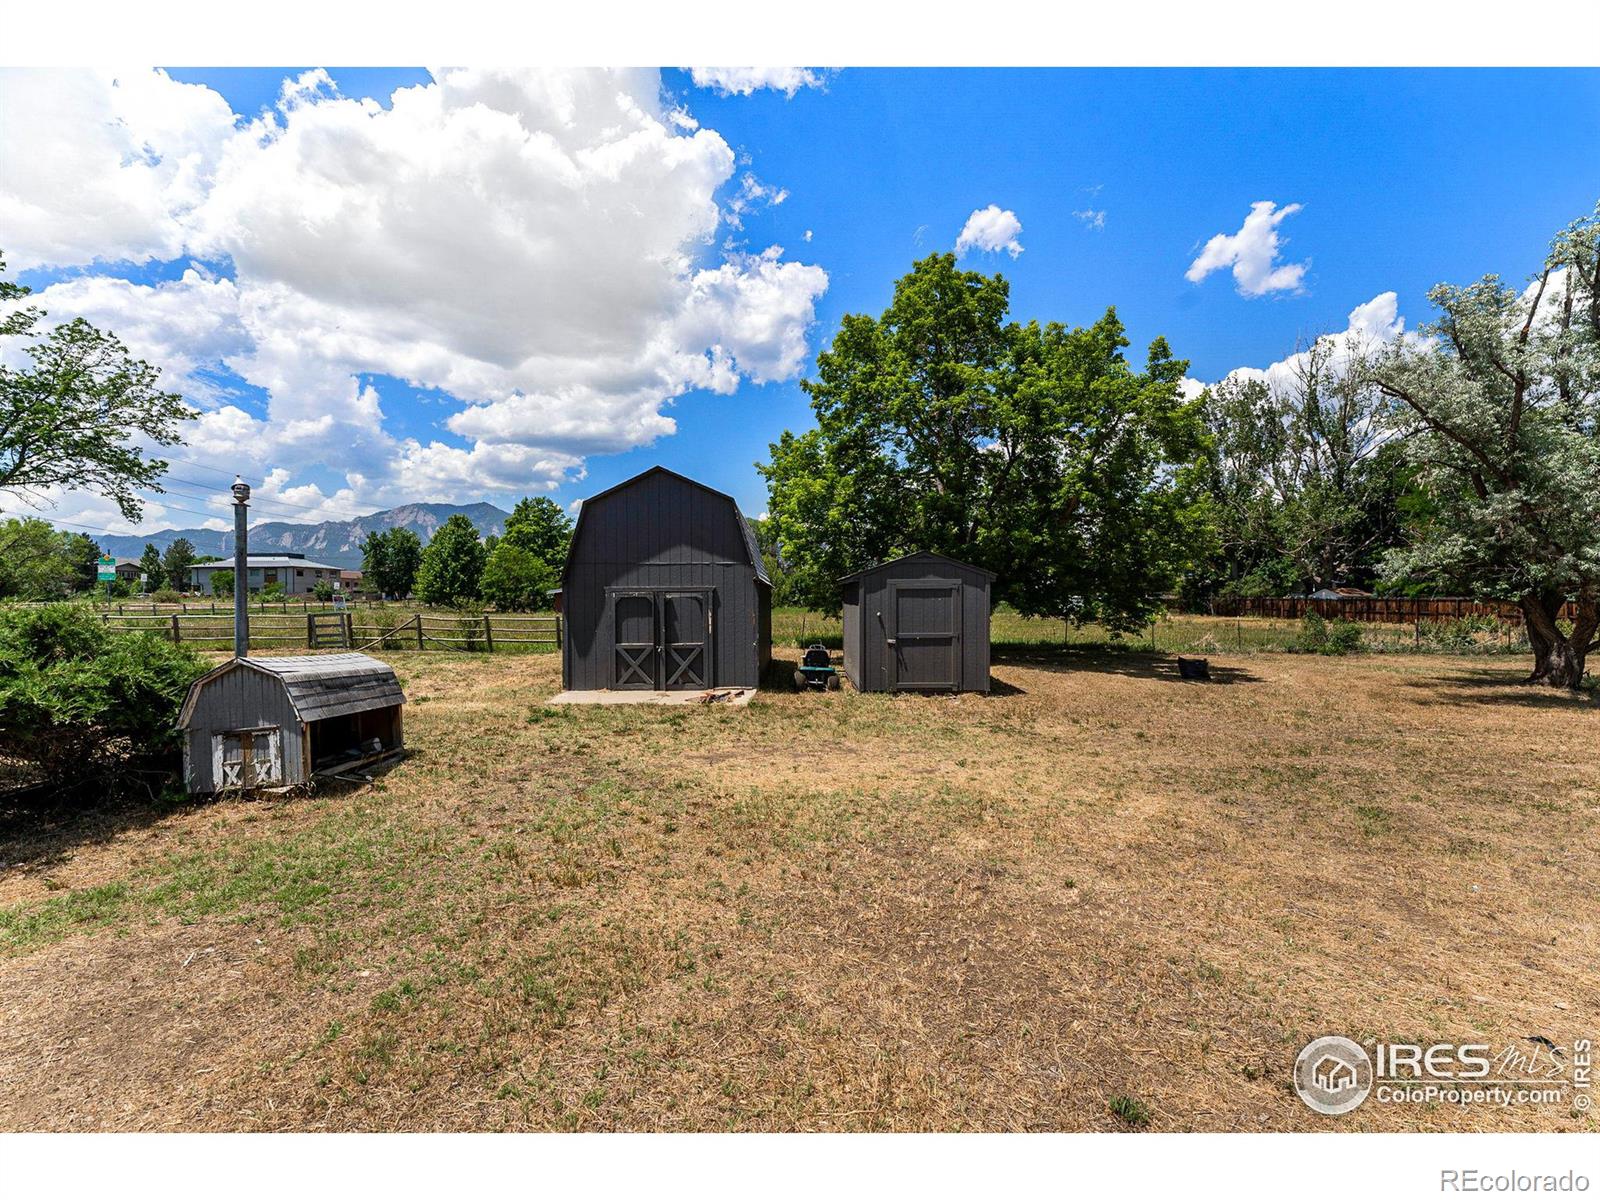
[[209, 569, 234, 597], [312, 579, 335, 603], [260, 581, 286, 601], [1299, 611, 1328, 652], [1324, 618, 1363, 655], [152, 588, 183, 604], [0, 603, 209, 788]]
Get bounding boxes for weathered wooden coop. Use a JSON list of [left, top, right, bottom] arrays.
[[177, 653, 405, 794], [839, 552, 994, 693], [560, 466, 771, 692]]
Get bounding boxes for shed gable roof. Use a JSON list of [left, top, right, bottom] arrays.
[[178, 653, 405, 728], [562, 465, 770, 586], [839, 550, 996, 583]]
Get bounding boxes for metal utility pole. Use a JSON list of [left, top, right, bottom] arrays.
[[232, 475, 251, 659]]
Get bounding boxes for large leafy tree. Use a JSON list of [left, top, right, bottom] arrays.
[[361, 527, 423, 598], [0, 254, 191, 521], [1192, 336, 1411, 600], [0, 518, 83, 598], [415, 514, 485, 606], [1367, 204, 1600, 687], [500, 496, 572, 568], [761, 254, 1208, 628], [480, 542, 558, 611]]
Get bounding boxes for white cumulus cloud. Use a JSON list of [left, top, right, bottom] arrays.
[[955, 205, 1024, 259], [0, 67, 830, 530], [1186, 200, 1309, 297], [688, 68, 829, 98], [0, 68, 237, 271]]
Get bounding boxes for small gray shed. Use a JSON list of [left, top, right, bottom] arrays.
[[840, 552, 994, 693], [177, 653, 405, 794]]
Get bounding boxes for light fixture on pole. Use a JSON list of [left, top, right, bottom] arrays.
[[232, 476, 250, 659]]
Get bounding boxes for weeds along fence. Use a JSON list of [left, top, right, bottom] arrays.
[[1208, 595, 1568, 624], [96, 610, 562, 654]]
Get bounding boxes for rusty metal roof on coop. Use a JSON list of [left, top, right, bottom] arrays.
[[178, 653, 405, 728]]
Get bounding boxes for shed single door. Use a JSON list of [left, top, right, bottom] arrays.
[[888, 579, 961, 690]]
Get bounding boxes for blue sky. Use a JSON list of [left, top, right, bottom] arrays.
[[6, 67, 1599, 533]]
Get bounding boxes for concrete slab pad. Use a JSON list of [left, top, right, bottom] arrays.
[[546, 687, 756, 707]]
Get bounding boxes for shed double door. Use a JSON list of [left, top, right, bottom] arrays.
[[887, 579, 961, 691], [612, 589, 713, 690]]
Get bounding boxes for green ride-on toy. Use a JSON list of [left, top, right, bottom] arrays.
[[794, 643, 841, 691]]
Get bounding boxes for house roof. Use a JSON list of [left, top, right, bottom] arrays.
[[190, 556, 342, 572], [563, 465, 770, 586], [839, 550, 996, 584], [178, 653, 405, 728]]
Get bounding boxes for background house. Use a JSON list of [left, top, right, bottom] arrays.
[[188, 554, 343, 596]]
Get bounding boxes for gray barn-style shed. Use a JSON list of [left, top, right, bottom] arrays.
[[840, 552, 994, 693], [177, 653, 405, 794], [561, 467, 771, 691]]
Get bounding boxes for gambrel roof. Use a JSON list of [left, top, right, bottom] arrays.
[[178, 653, 405, 728]]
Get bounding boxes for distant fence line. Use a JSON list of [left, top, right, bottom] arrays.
[[1205, 596, 1563, 625], [98, 610, 561, 653]]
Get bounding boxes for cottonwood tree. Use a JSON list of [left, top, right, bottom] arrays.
[[761, 254, 1208, 628], [0, 255, 191, 521], [479, 542, 557, 611], [1367, 204, 1600, 687], [1195, 336, 1408, 598]]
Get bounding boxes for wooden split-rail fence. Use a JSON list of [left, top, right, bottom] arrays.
[[98, 609, 562, 653]]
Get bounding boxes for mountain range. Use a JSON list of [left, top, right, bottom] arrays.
[[87, 502, 511, 570]]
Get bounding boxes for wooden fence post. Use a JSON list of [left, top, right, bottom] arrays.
[[306, 613, 315, 647], [344, 611, 354, 648], [171, 614, 181, 643], [415, 613, 425, 650], [483, 615, 494, 652]]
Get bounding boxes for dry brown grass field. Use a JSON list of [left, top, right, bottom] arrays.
[[1, 638, 1596, 1132]]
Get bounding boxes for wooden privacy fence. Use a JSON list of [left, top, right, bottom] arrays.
[[1207, 596, 1569, 625], [98, 610, 562, 652]]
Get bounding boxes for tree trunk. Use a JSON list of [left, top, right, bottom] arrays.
[[1520, 589, 1598, 689]]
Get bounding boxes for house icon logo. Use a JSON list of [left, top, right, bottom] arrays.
[[1294, 1036, 1373, 1115]]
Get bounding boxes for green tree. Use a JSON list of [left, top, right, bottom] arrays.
[[63, 531, 101, 594], [1189, 338, 1412, 602], [138, 542, 165, 592], [1367, 203, 1600, 687], [161, 537, 197, 593], [479, 542, 558, 611], [761, 253, 1208, 628], [501, 496, 573, 568], [312, 579, 335, 603], [415, 514, 486, 606], [0, 518, 78, 598], [209, 568, 234, 597], [362, 527, 423, 598], [0, 254, 192, 522]]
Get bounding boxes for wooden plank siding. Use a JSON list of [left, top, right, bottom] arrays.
[[841, 552, 994, 694], [561, 467, 771, 690]]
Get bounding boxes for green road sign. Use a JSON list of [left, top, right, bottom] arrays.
[[97, 555, 116, 582]]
